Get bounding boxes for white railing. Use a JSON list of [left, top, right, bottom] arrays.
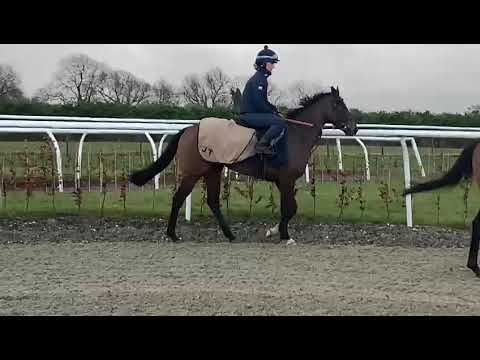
[[1, 114, 480, 226]]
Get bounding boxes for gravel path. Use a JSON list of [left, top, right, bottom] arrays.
[[1, 217, 479, 315]]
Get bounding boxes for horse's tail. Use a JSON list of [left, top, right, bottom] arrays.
[[403, 143, 477, 196], [129, 128, 186, 187]]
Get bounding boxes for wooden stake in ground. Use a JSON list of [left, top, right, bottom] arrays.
[[128, 153, 132, 191], [319, 153, 324, 184], [99, 152, 103, 194], [431, 139, 436, 176], [0, 156, 3, 208], [87, 146, 91, 193], [12, 152, 16, 191], [140, 145, 145, 192], [114, 149, 118, 191], [388, 168, 392, 192], [353, 156, 356, 178]]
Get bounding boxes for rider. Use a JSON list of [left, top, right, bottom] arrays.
[[239, 45, 287, 156]]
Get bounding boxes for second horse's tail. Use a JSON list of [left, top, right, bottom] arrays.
[[403, 143, 477, 196]]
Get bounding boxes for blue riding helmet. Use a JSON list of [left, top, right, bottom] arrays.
[[255, 45, 280, 68]]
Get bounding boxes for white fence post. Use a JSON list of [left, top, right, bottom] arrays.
[[158, 134, 169, 188], [145, 132, 159, 190], [354, 138, 371, 181], [76, 133, 87, 189], [401, 139, 413, 227], [336, 138, 343, 172], [186, 193, 192, 222], [46, 131, 63, 193], [409, 138, 426, 177]]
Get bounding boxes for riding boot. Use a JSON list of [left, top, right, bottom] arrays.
[[255, 137, 275, 156]]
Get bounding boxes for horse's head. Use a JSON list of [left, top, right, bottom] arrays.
[[325, 86, 358, 136]]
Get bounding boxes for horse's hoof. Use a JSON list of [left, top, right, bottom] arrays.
[[472, 267, 480, 278], [466, 263, 480, 278], [286, 239, 297, 246], [266, 224, 279, 238], [168, 234, 181, 242]]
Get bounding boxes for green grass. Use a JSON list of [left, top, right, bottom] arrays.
[[1, 180, 479, 230]]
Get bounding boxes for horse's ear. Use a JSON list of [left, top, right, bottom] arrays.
[[330, 86, 337, 95], [336, 86, 340, 94]]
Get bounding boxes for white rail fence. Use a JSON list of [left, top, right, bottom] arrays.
[[1, 114, 480, 226]]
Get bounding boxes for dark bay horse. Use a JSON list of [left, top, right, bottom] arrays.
[[130, 87, 358, 244], [404, 143, 480, 277]]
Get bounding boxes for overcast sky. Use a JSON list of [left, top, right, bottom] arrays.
[[1, 44, 479, 113]]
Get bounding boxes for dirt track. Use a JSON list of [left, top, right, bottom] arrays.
[[1, 217, 480, 315]]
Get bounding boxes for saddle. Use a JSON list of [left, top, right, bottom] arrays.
[[198, 117, 258, 164]]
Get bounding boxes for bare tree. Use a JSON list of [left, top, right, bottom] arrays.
[[34, 87, 57, 104], [37, 54, 106, 105], [96, 70, 151, 105], [182, 74, 209, 108], [0, 64, 24, 103], [182, 68, 232, 108], [204, 67, 231, 107], [150, 79, 178, 105]]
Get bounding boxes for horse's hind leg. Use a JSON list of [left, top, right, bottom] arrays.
[[266, 224, 279, 238], [205, 167, 235, 241], [467, 209, 480, 277], [167, 175, 200, 242]]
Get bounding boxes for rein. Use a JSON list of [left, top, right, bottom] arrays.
[[284, 117, 315, 128]]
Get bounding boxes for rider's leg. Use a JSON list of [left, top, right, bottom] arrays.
[[255, 114, 286, 154], [239, 113, 286, 154]]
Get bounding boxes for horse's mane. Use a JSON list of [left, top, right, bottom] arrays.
[[286, 91, 332, 119]]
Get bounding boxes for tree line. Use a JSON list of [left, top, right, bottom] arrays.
[[2, 53, 480, 127], [0, 53, 321, 108]]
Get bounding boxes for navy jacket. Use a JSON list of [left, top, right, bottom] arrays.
[[240, 69, 279, 114]]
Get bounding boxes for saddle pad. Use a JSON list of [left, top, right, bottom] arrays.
[[198, 117, 257, 164]]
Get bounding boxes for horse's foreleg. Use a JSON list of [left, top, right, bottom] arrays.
[[167, 176, 200, 242], [205, 168, 235, 241], [467, 209, 480, 277], [277, 180, 297, 245]]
